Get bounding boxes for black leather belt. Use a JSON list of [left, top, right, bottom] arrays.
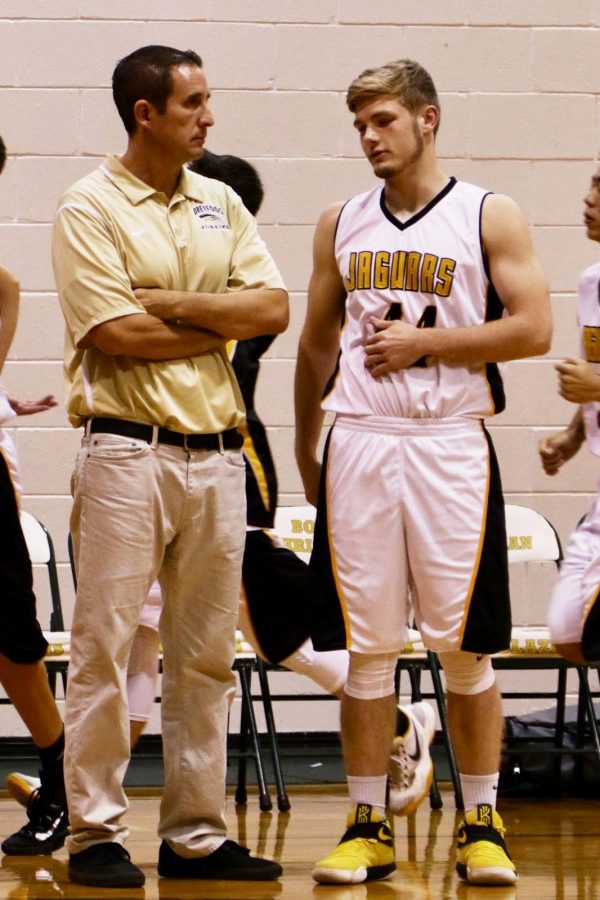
[[88, 417, 243, 451]]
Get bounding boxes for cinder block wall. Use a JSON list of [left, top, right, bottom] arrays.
[[0, 2, 599, 732]]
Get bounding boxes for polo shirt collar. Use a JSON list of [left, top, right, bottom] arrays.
[[100, 155, 157, 204], [177, 165, 205, 203], [100, 155, 206, 206]]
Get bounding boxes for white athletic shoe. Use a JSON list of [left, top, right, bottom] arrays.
[[388, 701, 436, 816]]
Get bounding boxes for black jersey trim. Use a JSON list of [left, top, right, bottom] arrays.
[[379, 176, 457, 231], [582, 585, 600, 661], [479, 191, 493, 280], [484, 280, 506, 415]]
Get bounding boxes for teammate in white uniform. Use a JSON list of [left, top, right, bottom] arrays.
[[540, 167, 600, 664], [295, 59, 551, 886]]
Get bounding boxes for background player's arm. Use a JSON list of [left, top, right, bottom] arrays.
[[540, 356, 600, 475], [539, 407, 585, 476], [134, 286, 289, 340], [365, 194, 552, 374], [295, 203, 346, 505], [555, 357, 600, 404], [0, 265, 19, 375], [0, 266, 58, 414]]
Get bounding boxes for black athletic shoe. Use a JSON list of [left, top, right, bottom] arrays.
[[158, 838, 282, 881], [1, 782, 68, 856], [69, 843, 145, 888]]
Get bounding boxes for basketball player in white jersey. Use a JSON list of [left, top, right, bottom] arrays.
[[540, 167, 600, 665], [295, 59, 551, 886]]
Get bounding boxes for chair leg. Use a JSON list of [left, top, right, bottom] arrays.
[[235, 665, 250, 807], [256, 660, 291, 812], [237, 664, 273, 812], [428, 651, 464, 811], [577, 666, 600, 758], [553, 667, 568, 789]]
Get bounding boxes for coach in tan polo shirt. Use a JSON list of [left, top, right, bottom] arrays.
[[52, 45, 288, 890]]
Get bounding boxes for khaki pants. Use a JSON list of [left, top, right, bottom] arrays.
[[66, 432, 246, 856]]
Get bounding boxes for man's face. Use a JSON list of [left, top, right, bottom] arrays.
[[150, 64, 214, 164], [353, 95, 426, 180], [584, 168, 600, 244]]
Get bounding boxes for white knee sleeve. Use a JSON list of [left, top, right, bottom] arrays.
[[344, 652, 398, 700], [437, 650, 495, 696]]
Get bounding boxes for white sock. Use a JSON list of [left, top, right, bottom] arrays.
[[460, 772, 499, 812], [348, 775, 387, 815]]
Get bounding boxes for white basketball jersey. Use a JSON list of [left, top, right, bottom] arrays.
[[324, 178, 505, 420], [578, 261, 600, 456]]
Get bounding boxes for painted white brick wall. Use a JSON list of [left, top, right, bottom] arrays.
[[0, 3, 598, 732]]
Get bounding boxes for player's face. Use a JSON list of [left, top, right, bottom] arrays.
[[353, 96, 425, 180], [583, 169, 600, 244], [152, 64, 214, 164]]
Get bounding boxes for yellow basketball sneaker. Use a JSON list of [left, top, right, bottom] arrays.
[[456, 803, 517, 885], [312, 804, 396, 885]]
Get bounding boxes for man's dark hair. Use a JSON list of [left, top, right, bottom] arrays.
[[112, 45, 203, 136], [189, 150, 264, 216], [0, 135, 6, 175]]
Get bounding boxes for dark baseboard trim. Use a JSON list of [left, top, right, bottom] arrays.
[[0, 732, 458, 789]]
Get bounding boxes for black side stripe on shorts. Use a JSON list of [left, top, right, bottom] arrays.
[[308, 429, 349, 652], [460, 426, 512, 655], [582, 588, 600, 661]]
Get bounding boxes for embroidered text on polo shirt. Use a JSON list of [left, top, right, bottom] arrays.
[[192, 203, 230, 230]]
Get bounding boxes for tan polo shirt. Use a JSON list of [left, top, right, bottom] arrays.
[[52, 155, 285, 433]]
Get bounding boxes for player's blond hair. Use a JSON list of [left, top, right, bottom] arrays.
[[346, 59, 441, 134]]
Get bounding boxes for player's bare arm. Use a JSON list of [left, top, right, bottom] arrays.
[[364, 194, 551, 375], [556, 357, 600, 404], [295, 203, 346, 505], [133, 286, 289, 340], [86, 313, 225, 360], [0, 265, 19, 374], [539, 408, 585, 476]]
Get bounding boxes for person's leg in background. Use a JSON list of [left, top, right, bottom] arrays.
[[0, 449, 67, 856], [128, 585, 162, 746], [7, 587, 163, 814]]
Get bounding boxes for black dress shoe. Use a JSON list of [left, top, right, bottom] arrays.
[[69, 842, 145, 888], [158, 838, 282, 881]]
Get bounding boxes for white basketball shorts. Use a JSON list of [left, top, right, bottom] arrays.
[[548, 486, 600, 661], [308, 415, 510, 655]]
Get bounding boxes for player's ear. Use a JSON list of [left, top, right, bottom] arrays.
[[133, 99, 153, 131], [420, 104, 439, 136]]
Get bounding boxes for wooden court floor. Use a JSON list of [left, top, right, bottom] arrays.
[[0, 785, 598, 899]]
